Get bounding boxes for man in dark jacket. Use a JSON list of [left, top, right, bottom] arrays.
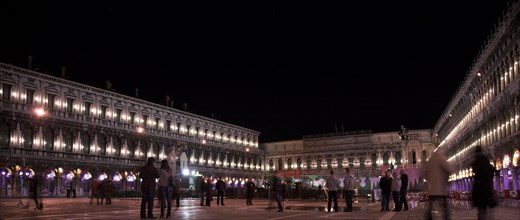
[[140, 157, 159, 219], [399, 169, 409, 211], [246, 179, 256, 205], [471, 146, 495, 220], [215, 177, 226, 206], [379, 170, 392, 211]]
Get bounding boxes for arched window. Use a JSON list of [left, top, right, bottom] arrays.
[[278, 159, 283, 170], [287, 158, 292, 170], [297, 157, 302, 169]]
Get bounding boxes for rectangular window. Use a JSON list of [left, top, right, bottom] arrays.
[[143, 115, 148, 127], [100, 106, 107, 119], [130, 112, 136, 124], [84, 102, 92, 116], [26, 89, 34, 105], [47, 94, 55, 110], [1, 84, 11, 101], [155, 118, 160, 129], [115, 109, 122, 122], [66, 98, 74, 113], [166, 120, 171, 131]]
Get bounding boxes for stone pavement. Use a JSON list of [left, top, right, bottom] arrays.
[[0, 197, 519, 220]]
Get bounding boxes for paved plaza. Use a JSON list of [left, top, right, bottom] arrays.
[[0, 197, 519, 220]]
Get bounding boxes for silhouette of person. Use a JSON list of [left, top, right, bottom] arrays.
[[267, 171, 284, 212], [158, 159, 173, 218], [325, 170, 339, 212], [245, 179, 256, 205], [399, 169, 409, 211], [471, 146, 495, 220], [28, 172, 43, 210], [379, 170, 392, 211], [343, 167, 354, 212], [424, 148, 453, 220], [215, 177, 226, 206], [139, 157, 159, 219]]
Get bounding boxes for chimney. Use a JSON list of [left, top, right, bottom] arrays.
[[165, 95, 170, 107], [28, 56, 33, 69], [135, 88, 139, 98], [61, 67, 66, 78], [106, 81, 112, 90], [170, 100, 174, 108], [182, 103, 188, 111], [211, 113, 215, 119]]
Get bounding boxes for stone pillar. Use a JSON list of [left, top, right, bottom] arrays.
[[503, 168, 509, 190]]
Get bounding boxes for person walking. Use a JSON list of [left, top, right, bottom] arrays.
[[343, 167, 354, 212], [267, 171, 284, 212], [379, 170, 392, 211], [325, 170, 340, 212], [424, 148, 453, 220], [245, 178, 256, 205], [140, 157, 160, 219], [27, 172, 43, 210], [391, 171, 401, 211], [399, 169, 409, 211], [215, 177, 226, 206], [471, 146, 496, 220], [158, 159, 173, 218]]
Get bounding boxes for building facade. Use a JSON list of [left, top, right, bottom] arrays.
[[0, 63, 263, 197], [263, 129, 436, 191], [433, 1, 520, 192]]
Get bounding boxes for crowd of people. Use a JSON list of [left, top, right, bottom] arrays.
[[19, 146, 499, 219]]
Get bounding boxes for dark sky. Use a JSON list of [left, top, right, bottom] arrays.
[[0, 1, 512, 142]]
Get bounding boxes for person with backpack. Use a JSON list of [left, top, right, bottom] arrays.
[[158, 159, 173, 218]]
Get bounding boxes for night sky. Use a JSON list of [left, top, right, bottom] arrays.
[[0, 1, 511, 142]]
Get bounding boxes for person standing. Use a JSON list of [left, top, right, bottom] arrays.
[[343, 167, 354, 212], [391, 171, 401, 211], [379, 170, 392, 211], [215, 177, 226, 206], [325, 170, 340, 212], [199, 177, 206, 206], [246, 178, 256, 205], [140, 157, 160, 219], [158, 159, 173, 218], [471, 146, 495, 220], [205, 177, 213, 206], [424, 148, 453, 220], [171, 177, 181, 208], [399, 169, 409, 211]]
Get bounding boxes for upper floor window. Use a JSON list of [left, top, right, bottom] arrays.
[[26, 89, 34, 105], [66, 98, 74, 113], [84, 102, 92, 116], [155, 118, 160, 129], [100, 105, 108, 119], [130, 112, 136, 124], [115, 109, 122, 122], [143, 115, 148, 127], [1, 84, 11, 101], [47, 94, 55, 110], [166, 120, 172, 131]]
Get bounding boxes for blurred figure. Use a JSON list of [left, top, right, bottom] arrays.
[[215, 177, 226, 206], [90, 179, 100, 205], [325, 170, 339, 212], [204, 177, 213, 206], [343, 167, 354, 212], [471, 146, 496, 220], [199, 177, 206, 206], [99, 179, 112, 205], [140, 157, 160, 219], [399, 169, 409, 211], [171, 177, 181, 207], [27, 172, 43, 210], [245, 178, 256, 205], [158, 159, 172, 218], [391, 171, 401, 211], [424, 148, 453, 220], [281, 180, 288, 207], [267, 171, 283, 212], [379, 170, 392, 211]]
